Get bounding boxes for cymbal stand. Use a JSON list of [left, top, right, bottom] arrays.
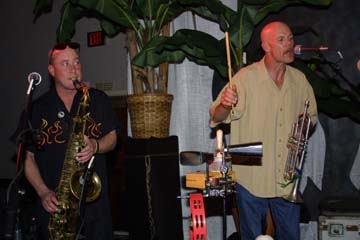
[[202, 145, 235, 240]]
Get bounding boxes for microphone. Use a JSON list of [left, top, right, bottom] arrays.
[[27, 72, 42, 86], [26, 72, 42, 95], [294, 44, 329, 55]]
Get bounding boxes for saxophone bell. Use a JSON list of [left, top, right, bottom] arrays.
[[70, 169, 102, 202], [69, 155, 102, 202]]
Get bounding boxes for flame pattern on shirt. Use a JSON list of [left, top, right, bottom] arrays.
[[37, 116, 102, 147]]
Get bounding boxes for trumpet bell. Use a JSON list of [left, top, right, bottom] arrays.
[[282, 192, 303, 203], [281, 173, 303, 203]]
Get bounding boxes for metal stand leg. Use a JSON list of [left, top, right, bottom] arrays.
[[222, 195, 227, 240]]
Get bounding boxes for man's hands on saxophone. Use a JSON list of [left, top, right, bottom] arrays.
[[25, 134, 99, 214], [76, 135, 98, 163], [76, 130, 117, 163], [40, 190, 60, 213], [31, 135, 97, 213]]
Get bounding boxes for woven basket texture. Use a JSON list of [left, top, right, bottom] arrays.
[[127, 93, 174, 138]]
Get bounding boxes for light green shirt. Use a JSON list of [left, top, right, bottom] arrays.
[[210, 58, 317, 197]]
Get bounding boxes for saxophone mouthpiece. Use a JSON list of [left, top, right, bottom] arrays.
[[71, 76, 80, 85], [71, 76, 87, 91]]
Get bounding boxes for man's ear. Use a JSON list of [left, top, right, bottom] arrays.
[[48, 64, 55, 77], [262, 42, 270, 52]]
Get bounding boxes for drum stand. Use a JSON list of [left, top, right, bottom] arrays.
[[180, 134, 262, 240], [181, 151, 235, 240], [204, 152, 235, 240]]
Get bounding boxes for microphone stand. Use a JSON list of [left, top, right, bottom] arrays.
[[6, 77, 40, 240], [75, 156, 96, 240]]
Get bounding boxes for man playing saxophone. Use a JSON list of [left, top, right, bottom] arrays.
[[210, 21, 317, 240], [24, 42, 120, 239]]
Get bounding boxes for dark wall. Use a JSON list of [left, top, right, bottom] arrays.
[[0, 1, 51, 179]]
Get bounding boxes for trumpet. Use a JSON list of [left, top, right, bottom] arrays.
[[282, 101, 312, 203]]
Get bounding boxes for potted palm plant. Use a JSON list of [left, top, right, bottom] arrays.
[[34, 0, 350, 139], [34, 0, 231, 138]]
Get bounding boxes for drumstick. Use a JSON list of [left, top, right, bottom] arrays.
[[216, 129, 223, 158], [225, 32, 235, 114], [225, 32, 232, 86]]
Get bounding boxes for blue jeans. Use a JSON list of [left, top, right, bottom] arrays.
[[235, 184, 300, 240]]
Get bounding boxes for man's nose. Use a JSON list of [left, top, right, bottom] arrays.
[[68, 63, 77, 72], [285, 39, 293, 47]]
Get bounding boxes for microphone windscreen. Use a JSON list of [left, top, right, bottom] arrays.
[[294, 45, 302, 55], [27, 72, 42, 85]]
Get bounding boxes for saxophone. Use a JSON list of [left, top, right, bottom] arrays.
[[48, 80, 102, 240]]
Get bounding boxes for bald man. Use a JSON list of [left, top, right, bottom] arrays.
[[210, 21, 318, 239]]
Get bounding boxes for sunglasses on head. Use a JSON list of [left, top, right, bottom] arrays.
[[53, 42, 80, 50], [49, 42, 80, 63]]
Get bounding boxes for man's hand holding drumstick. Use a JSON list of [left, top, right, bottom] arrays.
[[211, 32, 238, 122]]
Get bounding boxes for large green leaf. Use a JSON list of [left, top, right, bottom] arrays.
[[300, 0, 332, 6], [182, 0, 235, 30], [66, 0, 217, 44], [229, 5, 257, 48], [33, 0, 53, 22], [100, 19, 125, 37], [71, 0, 141, 30], [132, 29, 227, 76], [57, 2, 83, 42]]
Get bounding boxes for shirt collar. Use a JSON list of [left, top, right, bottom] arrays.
[[257, 57, 296, 90], [258, 57, 272, 84]]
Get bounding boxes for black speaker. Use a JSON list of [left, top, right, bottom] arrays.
[[0, 180, 9, 238], [124, 136, 183, 240], [0, 178, 39, 240]]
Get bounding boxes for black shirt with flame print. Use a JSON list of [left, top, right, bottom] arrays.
[[30, 87, 120, 193]]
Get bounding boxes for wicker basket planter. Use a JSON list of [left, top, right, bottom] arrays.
[[127, 93, 174, 138]]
